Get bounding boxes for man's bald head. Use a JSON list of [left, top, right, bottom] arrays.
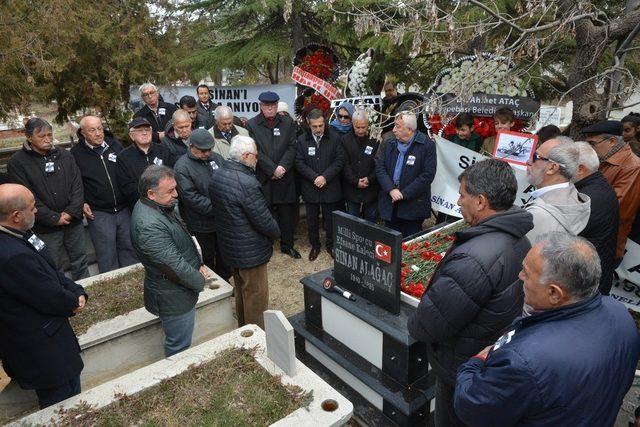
[[0, 184, 36, 230]]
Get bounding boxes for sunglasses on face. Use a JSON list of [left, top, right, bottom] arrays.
[[338, 114, 351, 120]]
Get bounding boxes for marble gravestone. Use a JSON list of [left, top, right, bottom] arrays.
[[264, 310, 297, 377]]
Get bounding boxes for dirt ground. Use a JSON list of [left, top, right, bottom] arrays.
[[265, 220, 334, 318]]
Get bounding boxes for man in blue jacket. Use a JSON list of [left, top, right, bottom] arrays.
[[407, 159, 532, 426], [0, 184, 87, 409], [375, 111, 436, 237], [454, 232, 640, 427]]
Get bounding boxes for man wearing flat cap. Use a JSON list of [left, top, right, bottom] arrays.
[[174, 129, 230, 280], [582, 120, 640, 264], [116, 117, 176, 209], [246, 91, 301, 259]]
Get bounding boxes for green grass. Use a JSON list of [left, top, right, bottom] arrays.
[[56, 348, 313, 426], [70, 268, 146, 335]]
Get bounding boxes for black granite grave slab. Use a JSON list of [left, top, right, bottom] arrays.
[[333, 211, 402, 314], [290, 312, 435, 426], [301, 269, 430, 385]]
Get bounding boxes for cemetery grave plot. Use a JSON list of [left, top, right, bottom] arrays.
[[70, 267, 145, 335], [54, 347, 313, 427]]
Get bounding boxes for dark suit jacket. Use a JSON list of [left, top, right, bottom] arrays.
[[246, 113, 298, 204], [295, 129, 345, 204], [0, 227, 86, 389], [375, 131, 437, 221]]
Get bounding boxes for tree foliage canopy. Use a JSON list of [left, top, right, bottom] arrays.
[[0, 0, 183, 137]]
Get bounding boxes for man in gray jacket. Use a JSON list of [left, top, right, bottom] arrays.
[[525, 137, 590, 243], [209, 106, 249, 159], [174, 129, 230, 280], [130, 165, 209, 356]]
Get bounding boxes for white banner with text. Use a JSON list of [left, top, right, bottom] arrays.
[[430, 135, 534, 217]]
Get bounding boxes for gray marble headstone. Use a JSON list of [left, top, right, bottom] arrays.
[[264, 310, 297, 377]]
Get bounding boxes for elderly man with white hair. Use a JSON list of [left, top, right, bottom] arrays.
[[208, 135, 280, 329], [209, 105, 248, 159], [133, 82, 177, 143], [524, 137, 590, 244], [375, 111, 437, 236], [573, 141, 619, 294]]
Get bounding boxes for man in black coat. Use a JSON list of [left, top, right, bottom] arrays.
[[209, 135, 280, 329], [174, 129, 230, 280], [574, 142, 619, 294], [8, 118, 89, 279], [296, 108, 345, 261], [133, 83, 177, 143], [376, 112, 437, 237], [161, 109, 193, 160], [0, 184, 87, 409], [246, 91, 301, 259], [407, 159, 533, 427], [71, 115, 137, 273], [342, 109, 380, 223], [116, 117, 175, 209]]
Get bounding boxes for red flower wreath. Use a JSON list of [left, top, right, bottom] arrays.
[[299, 49, 335, 81]]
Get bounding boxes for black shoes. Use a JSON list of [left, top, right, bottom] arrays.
[[282, 248, 301, 259], [309, 247, 320, 261]]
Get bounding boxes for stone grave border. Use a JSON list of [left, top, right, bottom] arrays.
[[1, 263, 236, 422], [11, 324, 353, 427]]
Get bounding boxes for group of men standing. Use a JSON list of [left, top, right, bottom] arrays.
[[2, 78, 640, 427], [408, 119, 640, 426]]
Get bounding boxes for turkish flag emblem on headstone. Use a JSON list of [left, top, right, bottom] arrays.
[[375, 241, 392, 264]]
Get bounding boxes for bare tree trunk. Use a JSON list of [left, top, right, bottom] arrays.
[[291, 1, 304, 53], [562, 0, 640, 136]]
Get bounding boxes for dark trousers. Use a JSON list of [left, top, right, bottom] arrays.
[[35, 375, 81, 409], [271, 203, 296, 251], [306, 201, 343, 250], [345, 200, 378, 223], [86, 209, 137, 273], [435, 377, 467, 427], [193, 231, 232, 281], [386, 216, 423, 237], [40, 221, 89, 280]]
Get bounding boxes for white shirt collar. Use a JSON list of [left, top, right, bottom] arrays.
[[85, 140, 107, 150], [531, 181, 570, 199]]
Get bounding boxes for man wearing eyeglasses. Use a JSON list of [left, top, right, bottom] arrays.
[[71, 116, 137, 273], [174, 129, 231, 281], [133, 83, 177, 144], [524, 137, 590, 248], [582, 120, 640, 265]]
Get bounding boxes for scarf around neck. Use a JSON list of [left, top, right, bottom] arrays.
[[393, 138, 413, 185]]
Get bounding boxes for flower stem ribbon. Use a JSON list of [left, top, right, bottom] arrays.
[[292, 66, 341, 101]]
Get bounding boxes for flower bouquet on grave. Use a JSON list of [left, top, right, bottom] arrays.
[[400, 220, 467, 305]]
